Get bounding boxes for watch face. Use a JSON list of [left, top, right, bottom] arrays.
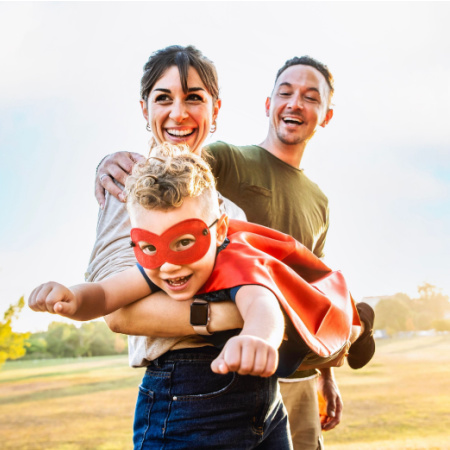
[[190, 303, 209, 326]]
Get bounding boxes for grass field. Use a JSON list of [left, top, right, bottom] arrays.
[[1, 335, 449, 449]]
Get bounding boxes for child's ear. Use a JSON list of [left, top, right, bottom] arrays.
[[216, 213, 229, 246]]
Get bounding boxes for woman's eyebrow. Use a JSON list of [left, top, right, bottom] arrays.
[[187, 87, 206, 92]]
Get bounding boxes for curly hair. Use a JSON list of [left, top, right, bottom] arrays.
[[125, 142, 217, 215]]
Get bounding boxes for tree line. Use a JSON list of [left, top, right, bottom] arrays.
[[25, 320, 128, 360], [1, 283, 450, 369], [374, 283, 450, 335], [0, 297, 127, 368]]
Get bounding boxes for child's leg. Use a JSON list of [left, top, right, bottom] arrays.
[[133, 346, 291, 449]]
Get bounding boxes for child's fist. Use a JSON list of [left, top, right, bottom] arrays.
[[211, 335, 278, 378], [28, 282, 77, 317]]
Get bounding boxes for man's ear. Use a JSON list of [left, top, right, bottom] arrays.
[[265, 97, 271, 117], [320, 108, 334, 128], [216, 213, 229, 246], [140, 99, 149, 123]]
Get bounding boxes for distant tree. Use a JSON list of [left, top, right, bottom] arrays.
[[45, 322, 81, 358], [78, 321, 126, 357], [0, 297, 30, 368], [432, 319, 450, 332], [23, 320, 128, 359], [416, 283, 450, 317], [26, 333, 50, 359], [375, 294, 411, 335]]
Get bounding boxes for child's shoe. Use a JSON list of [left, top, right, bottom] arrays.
[[347, 302, 375, 369]]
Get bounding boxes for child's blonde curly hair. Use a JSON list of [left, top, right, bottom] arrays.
[[125, 142, 217, 214]]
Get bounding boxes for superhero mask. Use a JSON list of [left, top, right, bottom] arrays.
[[130, 218, 218, 269]]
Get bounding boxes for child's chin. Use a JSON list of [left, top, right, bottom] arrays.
[[163, 289, 193, 302]]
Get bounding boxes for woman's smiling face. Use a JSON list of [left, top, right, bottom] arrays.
[[141, 65, 221, 156]]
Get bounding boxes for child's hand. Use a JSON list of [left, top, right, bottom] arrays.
[[28, 282, 78, 317], [211, 335, 278, 378]]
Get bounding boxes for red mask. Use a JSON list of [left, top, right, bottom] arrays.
[[130, 218, 218, 269]]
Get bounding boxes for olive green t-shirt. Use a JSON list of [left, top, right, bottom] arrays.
[[207, 142, 329, 259], [207, 141, 330, 379]]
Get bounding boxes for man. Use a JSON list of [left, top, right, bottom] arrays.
[[94, 56, 340, 450], [205, 56, 337, 450]]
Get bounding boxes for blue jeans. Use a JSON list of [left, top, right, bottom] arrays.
[[133, 347, 292, 449]]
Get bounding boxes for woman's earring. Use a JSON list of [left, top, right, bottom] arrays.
[[210, 121, 217, 134], [146, 123, 152, 132]]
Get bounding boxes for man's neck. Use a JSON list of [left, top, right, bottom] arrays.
[[258, 135, 306, 169]]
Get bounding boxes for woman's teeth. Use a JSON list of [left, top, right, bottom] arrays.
[[167, 129, 194, 137]]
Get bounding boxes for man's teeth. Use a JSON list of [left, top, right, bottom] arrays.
[[283, 117, 303, 124], [167, 129, 194, 137], [167, 276, 190, 286]]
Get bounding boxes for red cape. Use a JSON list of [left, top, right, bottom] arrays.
[[197, 220, 360, 358]]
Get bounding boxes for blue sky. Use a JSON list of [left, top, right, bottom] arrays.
[[1, 1, 449, 332]]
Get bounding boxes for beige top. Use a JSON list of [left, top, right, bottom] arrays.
[[85, 186, 246, 367]]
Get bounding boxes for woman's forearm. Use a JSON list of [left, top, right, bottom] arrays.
[[105, 291, 243, 337]]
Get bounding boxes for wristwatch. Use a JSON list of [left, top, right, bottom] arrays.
[[190, 299, 212, 335]]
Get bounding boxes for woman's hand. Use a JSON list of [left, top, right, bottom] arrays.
[[95, 151, 145, 207]]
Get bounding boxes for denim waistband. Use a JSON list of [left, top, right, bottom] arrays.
[[150, 346, 220, 366]]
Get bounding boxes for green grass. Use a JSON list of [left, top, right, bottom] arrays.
[[1, 336, 449, 449], [325, 334, 450, 450], [0, 355, 143, 449]]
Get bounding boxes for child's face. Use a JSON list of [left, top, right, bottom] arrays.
[[129, 196, 227, 301]]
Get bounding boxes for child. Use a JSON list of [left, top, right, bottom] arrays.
[[29, 143, 374, 448]]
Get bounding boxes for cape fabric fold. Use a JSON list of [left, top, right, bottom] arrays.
[[198, 219, 360, 359]]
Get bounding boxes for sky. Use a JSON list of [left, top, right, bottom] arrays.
[[0, 1, 449, 333]]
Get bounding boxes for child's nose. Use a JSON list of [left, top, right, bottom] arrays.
[[160, 261, 183, 273]]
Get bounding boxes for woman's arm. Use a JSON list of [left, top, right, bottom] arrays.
[[105, 291, 244, 337]]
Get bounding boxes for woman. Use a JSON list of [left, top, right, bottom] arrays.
[[87, 45, 292, 449]]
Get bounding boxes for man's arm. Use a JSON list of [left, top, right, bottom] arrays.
[[317, 367, 343, 431], [105, 291, 244, 337], [210, 285, 284, 377], [95, 152, 145, 207]]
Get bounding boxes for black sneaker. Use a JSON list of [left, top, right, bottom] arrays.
[[347, 302, 376, 369]]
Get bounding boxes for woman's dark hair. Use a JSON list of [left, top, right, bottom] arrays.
[[140, 45, 219, 103]]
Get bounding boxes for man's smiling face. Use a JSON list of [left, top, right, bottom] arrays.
[[266, 64, 333, 147]]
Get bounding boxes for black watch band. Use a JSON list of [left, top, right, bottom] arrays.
[[190, 299, 212, 335]]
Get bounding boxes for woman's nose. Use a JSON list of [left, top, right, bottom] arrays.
[[169, 100, 189, 122]]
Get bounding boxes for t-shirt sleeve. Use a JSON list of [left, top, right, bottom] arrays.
[[136, 264, 161, 293], [205, 141, 232, 182], [196, 285, 244, 303]]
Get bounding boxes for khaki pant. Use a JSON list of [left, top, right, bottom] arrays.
[[280, 376, 324, 450]]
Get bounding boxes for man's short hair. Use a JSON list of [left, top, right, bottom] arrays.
[[275, 56, 334, 103], [125, 143, 218, 217]]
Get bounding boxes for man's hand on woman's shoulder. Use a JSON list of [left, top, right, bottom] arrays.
[[95, 151, 145, 207]]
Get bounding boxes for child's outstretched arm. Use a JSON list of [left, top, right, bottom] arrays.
[[28, 266, 150, 321], [210, 285, 284, 378]]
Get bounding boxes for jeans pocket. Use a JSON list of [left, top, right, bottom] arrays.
[[173, 370, 239, 401], [134, 385, 155, 449]]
